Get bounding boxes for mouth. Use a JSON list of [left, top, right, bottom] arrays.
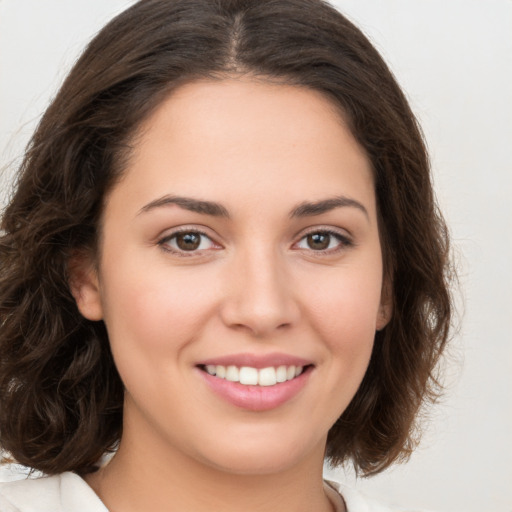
[[196, 354, 314, 410], [198, 364, 311, 387]]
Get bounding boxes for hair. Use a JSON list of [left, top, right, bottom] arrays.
[[0, 0, 453, 477]]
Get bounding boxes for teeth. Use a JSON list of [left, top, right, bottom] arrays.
[[225, 365, 239, 382], [204, 364, 305, 386], [239, 367, 258, 385], [276, 365, 287, 383], [258, 367, 277, 386]]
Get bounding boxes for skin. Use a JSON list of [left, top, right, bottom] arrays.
[[73, 77, 391, 512]]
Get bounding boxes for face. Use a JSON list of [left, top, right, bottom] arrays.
[[74, 78, 390, 476]]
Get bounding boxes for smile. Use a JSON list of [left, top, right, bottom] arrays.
[[203, 365, 304, 386], [197, 356, 313, 411]]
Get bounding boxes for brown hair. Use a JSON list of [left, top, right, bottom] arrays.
[[0, 0, 452, 476]]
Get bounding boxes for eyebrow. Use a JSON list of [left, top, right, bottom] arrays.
[[138, 195, 230, 218], [138, 194, 368, 220], [290, 196, 369, 219]]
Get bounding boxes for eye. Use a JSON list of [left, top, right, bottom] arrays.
[[158, 230, 218, 254], [295, 230, 352, 252]]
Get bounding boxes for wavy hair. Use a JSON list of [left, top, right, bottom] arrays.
[[0, 0, 453, 476]]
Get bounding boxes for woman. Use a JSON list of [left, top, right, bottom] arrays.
[[0, 0, 452, 510]]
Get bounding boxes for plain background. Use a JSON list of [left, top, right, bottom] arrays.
[[0, 1, 511, 511]]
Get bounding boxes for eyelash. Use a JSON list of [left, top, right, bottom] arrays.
[[294, 229, 353, 255], [157, 228, 353, 256], [157, 228, 218, 256]]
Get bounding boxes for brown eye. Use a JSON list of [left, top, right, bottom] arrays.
[[306, 232, 331, 250], [175, 232, 201, 251], [160, 230, 217, 254], [295, 230, 351, 253]]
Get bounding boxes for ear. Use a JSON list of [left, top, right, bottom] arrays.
[[376, 278, 393, 331], [68, 250, 103, 321]]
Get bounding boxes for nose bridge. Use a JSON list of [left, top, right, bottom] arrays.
[[220, 242, 298, 336]]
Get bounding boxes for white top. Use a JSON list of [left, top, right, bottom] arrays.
[[0, 473, 404, 511]]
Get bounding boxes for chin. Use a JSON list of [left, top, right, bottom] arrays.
[[206, 453, 301, 476], [195, 432, 323, 476]]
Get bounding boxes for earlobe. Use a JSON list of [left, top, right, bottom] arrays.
[[376, 280, 393, 331], [376, 302, 392, 331], [68, 251, 103, 321]]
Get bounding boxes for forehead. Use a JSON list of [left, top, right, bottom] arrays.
[[112, 78, 375, 218], [134, 77, 358, 161]]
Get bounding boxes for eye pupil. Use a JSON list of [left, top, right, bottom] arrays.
[[307, 232, 330, 250], [176, 232, 201, 251]]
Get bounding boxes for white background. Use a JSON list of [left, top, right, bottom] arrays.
[[1, 1, 511, 511]]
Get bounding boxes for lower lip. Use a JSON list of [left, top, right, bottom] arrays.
[[198, 367, 312, 411]]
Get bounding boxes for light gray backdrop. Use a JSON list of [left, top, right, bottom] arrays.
[[1, 1, 511, 511]]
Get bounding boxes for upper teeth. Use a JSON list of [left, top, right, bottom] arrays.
[[205, 365, 304, 386]]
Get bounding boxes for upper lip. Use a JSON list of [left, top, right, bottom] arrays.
[[197, 353, 313, 369]]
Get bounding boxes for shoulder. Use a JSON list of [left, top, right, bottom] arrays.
[[0, 472, 108, 512], [325, 479, 432, 512]]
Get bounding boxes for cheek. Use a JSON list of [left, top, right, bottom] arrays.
[[99, 256, 219, 357], [318, 290, 377, 374], [299, 261, 382, 398], [305, 266, 383, 343], [294, 268, 381, 425]]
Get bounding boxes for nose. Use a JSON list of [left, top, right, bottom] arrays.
[[219, 247, 300, 337]]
